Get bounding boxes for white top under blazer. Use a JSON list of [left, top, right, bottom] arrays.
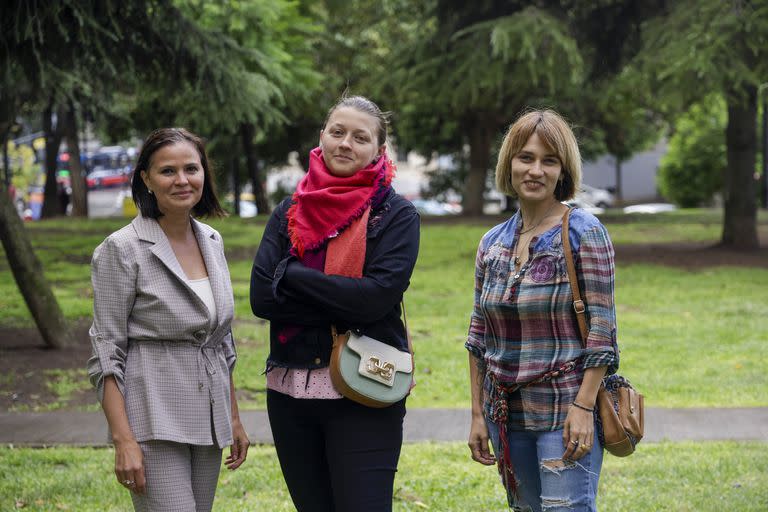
[[187, 277, 218, 331]]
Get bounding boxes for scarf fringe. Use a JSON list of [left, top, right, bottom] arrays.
[[288, 156, 395, 258], [288, 195, 374, 258]]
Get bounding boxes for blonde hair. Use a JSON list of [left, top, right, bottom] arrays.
[[495, 109, 582, 201]]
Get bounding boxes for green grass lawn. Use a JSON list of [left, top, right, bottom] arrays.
[[1, 441, 766, 511], [1, 210, 767, 410]]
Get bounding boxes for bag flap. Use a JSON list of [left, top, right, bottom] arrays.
[[597, 387, 627, 445], [618, 387, 644, 439], [347, 333, 412, 372], [346, 331, 413, 386]]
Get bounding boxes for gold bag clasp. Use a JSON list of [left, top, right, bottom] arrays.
[[366, 356, 395, 381]]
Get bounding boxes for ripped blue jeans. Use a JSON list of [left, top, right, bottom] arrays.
[[486, 421, 603, 512]]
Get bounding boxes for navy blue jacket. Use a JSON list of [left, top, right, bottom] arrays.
[[250, 188, 420, 369]]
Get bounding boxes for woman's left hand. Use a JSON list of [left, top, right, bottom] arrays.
[[225, 418, 250, 470], [562, 406, 595, 461]]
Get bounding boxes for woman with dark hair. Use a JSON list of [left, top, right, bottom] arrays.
[[88, 128, 249, 512], [466, 110, 619, 511], [251, 95, 420, 512]]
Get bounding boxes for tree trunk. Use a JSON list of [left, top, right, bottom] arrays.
[[62, 102, 88, 217], [0, 184, 71, 348], [230, 155, 240, 217], [2, 134, 9, 189], [240, 122, 270, 215], [463, 114, 494, 216], [722, 85, 758, 249], [614, 156, 623, 202], [762, 92, 768, 209], [41, 104, 63, 219], [1, 99, 16, 191]]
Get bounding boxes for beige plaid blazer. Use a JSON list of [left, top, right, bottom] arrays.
[[87, 215, 236, 448]]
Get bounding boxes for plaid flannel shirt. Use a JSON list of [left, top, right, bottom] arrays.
[[466, 207, 619, 431]]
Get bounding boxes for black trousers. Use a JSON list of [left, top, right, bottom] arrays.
[[267, 389, 406, 512]]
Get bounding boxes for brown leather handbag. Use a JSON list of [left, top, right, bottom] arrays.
[[562, 209, 644, 457]]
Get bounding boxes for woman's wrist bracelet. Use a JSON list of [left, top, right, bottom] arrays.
[[572, 401, 594, 413]]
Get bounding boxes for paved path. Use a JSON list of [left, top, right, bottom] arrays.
[[2, 408, 767, 447]]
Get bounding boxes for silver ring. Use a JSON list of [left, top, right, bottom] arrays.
[[123, 480, 135, 486], [570, 440, 579, 445]]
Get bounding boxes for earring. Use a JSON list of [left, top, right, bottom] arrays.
[[148, 189, 154, 195]]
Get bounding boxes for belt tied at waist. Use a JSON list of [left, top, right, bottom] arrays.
[[125, 336, 225, 393], [196, 343, 224, 392], [487, 358, 581, 508]]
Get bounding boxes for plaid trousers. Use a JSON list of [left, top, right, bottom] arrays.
[[130, 440, 222, 512]]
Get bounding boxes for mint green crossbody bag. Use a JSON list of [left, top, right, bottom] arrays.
[[329, 302, 414, 408]]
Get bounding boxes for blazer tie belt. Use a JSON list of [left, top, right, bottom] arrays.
[[196, 343, 223, 393]]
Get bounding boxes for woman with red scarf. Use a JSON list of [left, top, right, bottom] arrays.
[[250, 95, 420, 512]]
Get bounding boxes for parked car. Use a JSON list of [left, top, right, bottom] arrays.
[[224, 191, 259, 218], [85, 146, 133, 173], [576, 183, 616, 208], [86, 167, 131, 189], [578, 184, 614, 208], [565, 196, 605, 215], [623, 203, 677, 214], [410, 198, 461, 216], [238, 200, 258, 218]]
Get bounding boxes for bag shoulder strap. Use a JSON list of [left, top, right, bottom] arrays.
[[332, 300, 413, 356], [561, 208, 588, 348], [401, 300, 414, 356], [327, 207, 413, 357]]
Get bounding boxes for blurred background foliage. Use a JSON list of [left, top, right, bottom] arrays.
[[1, 0, 766, 245], [659, 97, 727, 208]]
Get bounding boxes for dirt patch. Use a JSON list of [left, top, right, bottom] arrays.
[[2, 240, 766, 412], [0, 320, 96, 412], [615, 242, 768, 269]]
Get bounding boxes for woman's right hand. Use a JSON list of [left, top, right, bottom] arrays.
[[114, 438, 146, 494], [468, 415, 496, 466]]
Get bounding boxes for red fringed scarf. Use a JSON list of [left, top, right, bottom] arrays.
[[287, 146, 395, 257]]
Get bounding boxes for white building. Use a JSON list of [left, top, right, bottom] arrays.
[[581, 139, 667, 203]]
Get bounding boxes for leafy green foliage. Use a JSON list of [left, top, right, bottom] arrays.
[[658, 97, 726, 207], [397, 3, 583, 151], [639, 1, 768, 106], [2, 0, 319, 156], [174, 0, 321, 132], [393, 2, 585, 213], [2, 1, 245, 111], [252, 0, 427, 171], [584, 70, 664, 158], [7, 142, 38, 194]]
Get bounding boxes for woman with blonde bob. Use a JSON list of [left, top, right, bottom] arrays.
[[466, 110, 619, 511]]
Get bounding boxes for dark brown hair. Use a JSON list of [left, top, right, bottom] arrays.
[[131, 128, 225, 219], [323, 95, 390, 147]]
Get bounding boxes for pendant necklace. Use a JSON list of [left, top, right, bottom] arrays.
[[513, 202, 559, 267]]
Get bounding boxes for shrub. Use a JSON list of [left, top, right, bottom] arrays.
[[658, 97, 725, 207]]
